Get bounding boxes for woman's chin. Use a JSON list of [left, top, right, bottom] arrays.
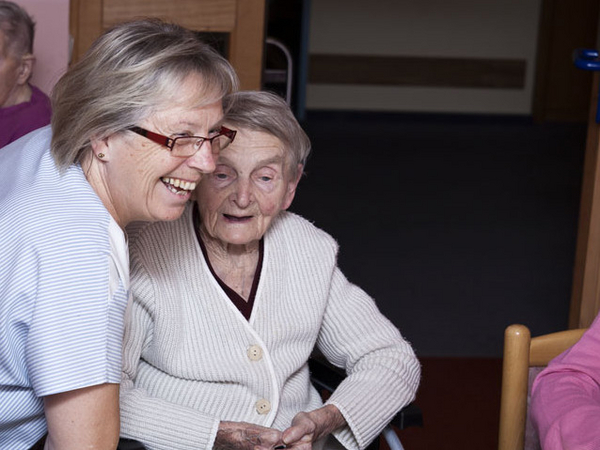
[[144, 204, 188, 223], [218, 232, 260, 247]]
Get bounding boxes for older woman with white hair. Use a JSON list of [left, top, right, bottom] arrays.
[[120, 91, 420, 450]]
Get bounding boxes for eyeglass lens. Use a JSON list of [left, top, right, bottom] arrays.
[[171, 134, 233, 157]]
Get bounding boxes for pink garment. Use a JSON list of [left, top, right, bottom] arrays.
[[0, 84, 51, 148], [531, 314, 600, 450]]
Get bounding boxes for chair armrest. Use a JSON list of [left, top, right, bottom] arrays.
[[390, 402, 423, 429]]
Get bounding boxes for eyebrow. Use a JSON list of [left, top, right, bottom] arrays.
[[257, 156, 285, 166], [218, 155, 285, 166]]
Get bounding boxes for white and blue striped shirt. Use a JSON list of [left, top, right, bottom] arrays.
[[0, 127, 129, 449]]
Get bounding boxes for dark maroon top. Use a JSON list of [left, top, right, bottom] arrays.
[[0, 84, 52, 148]]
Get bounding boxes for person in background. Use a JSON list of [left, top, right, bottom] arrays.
[[0, 18, 237, 450], [119, 91, 420, 450], [0, 1, 51, 148], [531, 313, 600, 449]]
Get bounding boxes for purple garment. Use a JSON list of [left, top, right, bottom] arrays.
[[0, 84, 51, 148], [530, 313, 600, 450]]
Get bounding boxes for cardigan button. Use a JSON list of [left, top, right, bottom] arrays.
[[255, 399, 271, 414], [247, 345, 263, 361]]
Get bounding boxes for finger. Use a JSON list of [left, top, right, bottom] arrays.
[[282, 426, 303, 444], [258, 430, 284, 448], [282, 427, 315, 447], [244, 427, 281, 450], [290, 411, 310, 426]]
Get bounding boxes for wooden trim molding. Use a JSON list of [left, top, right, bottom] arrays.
[[229, 0, 266, 90], [309, 54, 526, 89], [69, 0, 103, 65]]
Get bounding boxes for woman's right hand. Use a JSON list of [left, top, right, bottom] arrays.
[[215, 421, 284, 450]]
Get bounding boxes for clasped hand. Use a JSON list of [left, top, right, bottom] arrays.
[[216, 405, 346, 450]]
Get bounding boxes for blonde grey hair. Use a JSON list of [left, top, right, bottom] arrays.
[[0, 1, 35, 57], [223, 91, 311, 179], [51, 18, 239, 170]]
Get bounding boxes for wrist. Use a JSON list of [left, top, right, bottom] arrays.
[[314, 404, 346, 438], [324, 404, 346, 430]]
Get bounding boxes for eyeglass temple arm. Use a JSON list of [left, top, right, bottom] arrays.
[[128, 126, 174, 148]]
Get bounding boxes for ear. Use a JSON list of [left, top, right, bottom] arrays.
[[282, 164, 304, 210], [90, 135, 110, 161], [16, 54, 34, 85]]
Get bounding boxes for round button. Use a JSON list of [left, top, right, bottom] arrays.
[[247, 345, 263, 361], [255, 399, 271, 414]]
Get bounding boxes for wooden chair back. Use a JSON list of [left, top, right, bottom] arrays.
[[498, 324, 587, 450]]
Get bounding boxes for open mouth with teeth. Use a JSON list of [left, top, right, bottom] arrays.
[[161, 177, 197, 196]]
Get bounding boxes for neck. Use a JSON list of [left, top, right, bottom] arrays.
[[199, 226, 260, 300], [3, 83, 32, 108], [200, 227, 260, 259], [81, 151, 126, 229]]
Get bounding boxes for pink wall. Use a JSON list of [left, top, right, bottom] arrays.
[[16, 0, 69, 95]]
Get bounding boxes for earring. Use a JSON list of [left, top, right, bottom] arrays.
[[97, 153, 105, 159]]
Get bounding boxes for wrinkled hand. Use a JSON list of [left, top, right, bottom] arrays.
[[281, 405, 346, 450], [215, 421, 284, 450]]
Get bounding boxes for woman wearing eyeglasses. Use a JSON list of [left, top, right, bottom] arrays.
[[119, 91, 420, 450], [0, 19, 237, 450]]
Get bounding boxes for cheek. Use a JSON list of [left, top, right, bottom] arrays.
[[255, 185, 290, 216], [127, 160, 161, 193], [256, 196, 284, 217], [134, 150, 181, 185], [0, 70, 12, 102], [197, 185, 227, 214], [135, 163, 156, 182]]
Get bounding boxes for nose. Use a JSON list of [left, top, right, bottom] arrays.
[[231, 178, 253, 208], [186, 142, 216, 173]]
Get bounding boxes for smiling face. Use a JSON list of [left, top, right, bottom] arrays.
[[196, 127, 301, 248], [88, 73, 224, 227]]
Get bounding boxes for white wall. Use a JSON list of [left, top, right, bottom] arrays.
[[307, 0, 542, 114], [16, 0, 69, 95]]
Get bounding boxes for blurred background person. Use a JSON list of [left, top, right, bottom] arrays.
[[531, 314, 600, 449], [0, 0, 51, 148]]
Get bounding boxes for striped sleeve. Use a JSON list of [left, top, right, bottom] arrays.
[[25, 227, 128, 396]]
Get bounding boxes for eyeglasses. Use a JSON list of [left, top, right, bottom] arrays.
[[127, 125, 237, 158]]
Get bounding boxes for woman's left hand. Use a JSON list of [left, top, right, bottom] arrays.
[[281, 405, 346, 450]]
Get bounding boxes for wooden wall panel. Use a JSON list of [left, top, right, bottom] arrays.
[[69, 0, 265, 90], [103, 0, 236, 31]]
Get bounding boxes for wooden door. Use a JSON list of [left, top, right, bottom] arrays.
[[69, 0, 266, 90], [533, 0, 599, 122]]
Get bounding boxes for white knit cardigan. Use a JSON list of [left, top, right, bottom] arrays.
[[120, 204, 420, 450]]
